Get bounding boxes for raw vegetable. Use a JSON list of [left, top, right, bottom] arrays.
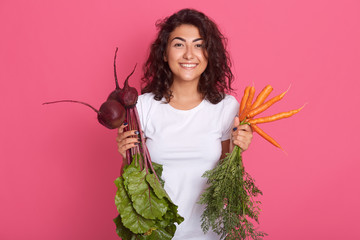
[[239, 86, 255, 121], [199, 144, 265, 240], [251, 85, 273, 110], [248, 105, 304, 125], [199, 85, 304, 239], [113, 158, 184, 240], [42, 48, 134, 130], [117, 64, 138, 108], [250, 124, 281, 149], [239, 86, 250, 115], [107, 48, 138, 108], [110, 49, 184, 239], [246, 87, 288, 119], [43, 48, 182, 238], [42, 99, 126, 129], [107, 47, 123, 102]]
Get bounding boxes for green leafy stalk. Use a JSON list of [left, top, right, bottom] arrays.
[[114, 157, 184, 240], [199, 144, 267, 239], [110, 57, 182, 238], [123, 161, 168, 220]]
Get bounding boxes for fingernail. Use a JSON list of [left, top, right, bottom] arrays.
[[134, 131, 139, 134], [123, 122, 128, 126], [135, 142, 139, 145], [233, 127, 237, 131]]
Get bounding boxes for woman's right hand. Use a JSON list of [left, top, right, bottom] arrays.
[[116, 123, 140, 158]]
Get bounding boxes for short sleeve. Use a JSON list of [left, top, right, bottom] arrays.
[[135, 93, 157, 137], [135, 95, 145, 132], [220, 95, 240, 141], [136, 93, 150, 135]]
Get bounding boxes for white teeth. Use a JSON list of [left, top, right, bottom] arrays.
[[181, 64, 197, 68]]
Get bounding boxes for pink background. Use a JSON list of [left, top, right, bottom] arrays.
[[1, 0, 359, 239]]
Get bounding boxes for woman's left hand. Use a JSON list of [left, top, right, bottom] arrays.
[[231, 116, 253, 151]]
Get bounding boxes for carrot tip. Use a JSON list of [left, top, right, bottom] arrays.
[[279, 146, 288, 155], [279, 84, 292, 98], [286, 83, 292, 93], [298, 102, 308, 111]]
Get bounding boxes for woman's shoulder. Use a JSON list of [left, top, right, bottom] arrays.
[[138, 92, 156, 102], [136, 93, 160, 129], [219, 94, 239, 118], [136, 92, 163, 116], [222, 94, 240, 106], [137, 92, 162, 106]]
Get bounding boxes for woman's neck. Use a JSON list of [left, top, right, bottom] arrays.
[[169, 81, 203, 110]]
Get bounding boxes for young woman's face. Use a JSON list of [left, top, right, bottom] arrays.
[[165, 24, 208, 84]]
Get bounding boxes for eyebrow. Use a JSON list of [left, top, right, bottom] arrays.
[[170, 37, 203, 43]]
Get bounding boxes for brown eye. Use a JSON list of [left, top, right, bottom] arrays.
[[174, 43, 183, 47]]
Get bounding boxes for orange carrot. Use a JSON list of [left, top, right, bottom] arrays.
[[251, 124, 282, 149], [239, 86, 251, 116], [251, 85, 273, 110], [248, 104, 305, 124], [247, 87, 288, 119], [239, 86, 255, 121]]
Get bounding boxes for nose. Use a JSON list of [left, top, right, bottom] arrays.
[[183, 46, 194, 60]]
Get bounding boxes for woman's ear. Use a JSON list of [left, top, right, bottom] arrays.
[[163, 55, 168, 62]]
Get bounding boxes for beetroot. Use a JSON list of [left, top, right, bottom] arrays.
[[43, 47, 139, 129], [43, 99, 126, 129], [107, 48, 138, 108], [96, 100, 126, 129], [118, 64, 138, 108], [107, 48, 122, 102]]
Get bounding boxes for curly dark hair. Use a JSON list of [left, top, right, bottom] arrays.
[[141, 8, 233, 104]]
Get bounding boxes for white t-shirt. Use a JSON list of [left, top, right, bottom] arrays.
[[136, 93, 239, 240]]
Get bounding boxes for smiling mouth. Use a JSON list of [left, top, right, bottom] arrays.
[[180, 63, 198, 69]]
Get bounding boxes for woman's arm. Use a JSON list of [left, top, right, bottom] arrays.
[[221, 140, 231, 159]]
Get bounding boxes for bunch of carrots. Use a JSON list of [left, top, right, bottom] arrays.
[[199, 84, 304, 240], [239, 84, 304, 149]]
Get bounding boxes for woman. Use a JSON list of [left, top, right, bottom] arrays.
[[116, 9, 253, 239]]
